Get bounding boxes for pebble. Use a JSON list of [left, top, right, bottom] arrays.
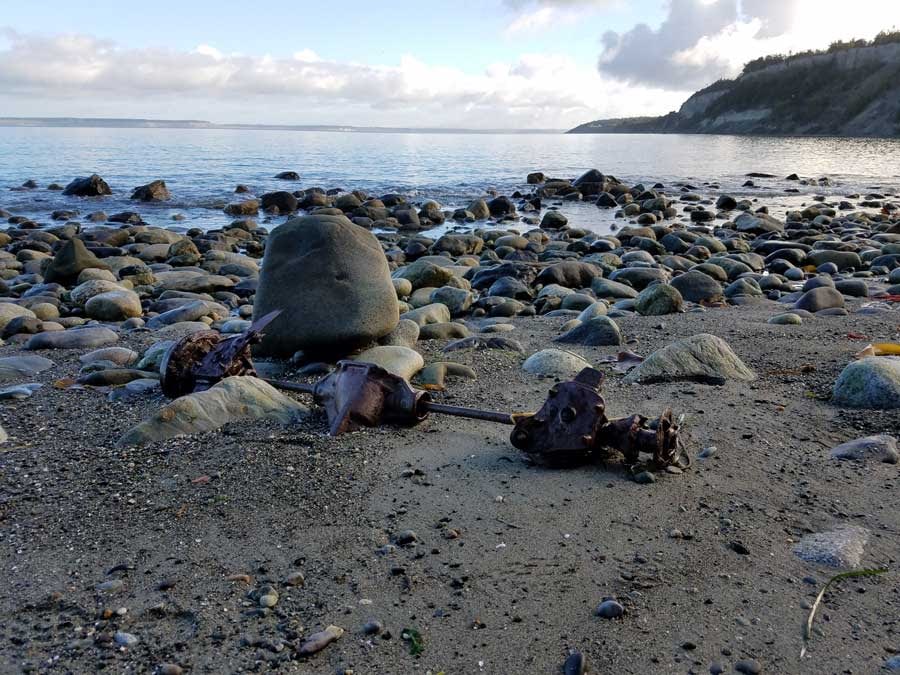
[[633, 471, 656, 485], [96, 579, 124, 593], [734, 658, 762, 674], [362, 620, 384, 635], [596, 599, 624, 619], [284, 571, 305, 587], [113, 631, 139, 647], [393, 529, 418, 546], [298, 625, 344, 656], [699, 446, 717, 459], [158, 665, 183, 675], [564, 650, 586, 675]]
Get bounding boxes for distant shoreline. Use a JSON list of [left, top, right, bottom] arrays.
[[0, 117, 563, 135]]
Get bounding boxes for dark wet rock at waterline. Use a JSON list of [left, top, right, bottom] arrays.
[[63, 174, 112, 197]]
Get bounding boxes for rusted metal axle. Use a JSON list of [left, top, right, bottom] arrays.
[[158, 312, 686, 469]]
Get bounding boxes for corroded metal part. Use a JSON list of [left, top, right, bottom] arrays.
[[510, 367, 684, 469], [159, 310, 279, 398], [311, 360, 430, 436], [158, 320, 685, 468], [510, 368, 606, 466]]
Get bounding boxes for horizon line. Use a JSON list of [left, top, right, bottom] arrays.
[[0, 116, 567, 135]]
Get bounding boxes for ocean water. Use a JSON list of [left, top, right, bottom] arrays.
[[1, 126, 898, 235]]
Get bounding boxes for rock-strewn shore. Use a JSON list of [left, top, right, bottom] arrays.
[[0, 169, 899, 673]]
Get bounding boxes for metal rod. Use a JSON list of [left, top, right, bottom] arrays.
[[263, 376, 514, 425], [263, 378, 316, 395], [421, 401, 515, 425]]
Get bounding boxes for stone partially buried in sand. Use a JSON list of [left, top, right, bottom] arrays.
[[830, 435, 898, 463], [793, 526, 869, 569], [253, 214, 399, 357], [523, 349, 592, 378], [0, 355, 54, 382], [832, 357, 900, 409], [554, 316, 622, 346], [119, 376, 308, 445], [624, 333, 755, 384]]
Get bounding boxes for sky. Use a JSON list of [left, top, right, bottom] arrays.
[[0, 0, 898, 129]]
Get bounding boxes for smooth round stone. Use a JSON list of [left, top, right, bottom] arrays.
[[108, 378, 160, 402], [561, 293, 596, 311], [576, 301, 608, 322], [795, 286, 844, 312], [596, 599, 624, 619], [77, 267, 118, 284], [734, 659, 762, 674], [430, 286, 473, 316], [0, 383, 42, 400], [25, 326, 119, 350], [80, 347, 138, 366], [352, 346, 424, 381], [768, 313, 802, 325], [803, 275, 834, 292], [523, 349, 591, 379], [635, 283, 683, 315], [555, 316, 622, 346], [114, 631, 139, 648], [30, 303, 60, 321], [220, 319, 251, 334], [378, 319, 420, 348], [833, 357, 900, 409], [670, 270, 723, 303], [834, 279, 868, 297], [418, 322, 471, 340], [830, 435, 898, 463]]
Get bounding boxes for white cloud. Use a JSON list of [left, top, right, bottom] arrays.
[[505, 7, 557, 35], [599, 0, 900, 90], [0, 28, 687, 128]]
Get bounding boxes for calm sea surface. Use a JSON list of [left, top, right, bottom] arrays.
[[1, 127, 898, 234]]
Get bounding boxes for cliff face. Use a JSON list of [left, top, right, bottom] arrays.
[[569, 41, 900, 137]]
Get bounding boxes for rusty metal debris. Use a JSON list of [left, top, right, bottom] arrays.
[[510, 367, 686, 471], [159, 318, 687, 470], [160, 309, 280, 398]]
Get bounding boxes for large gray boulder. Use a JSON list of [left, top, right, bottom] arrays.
[[833, 357, 900, 409], [625, 333, 755, 384], [254, 215, 399, 356]]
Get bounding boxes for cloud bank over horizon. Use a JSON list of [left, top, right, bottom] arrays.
[[1, 0, 898, 128], [0, 28, 686, 128]]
